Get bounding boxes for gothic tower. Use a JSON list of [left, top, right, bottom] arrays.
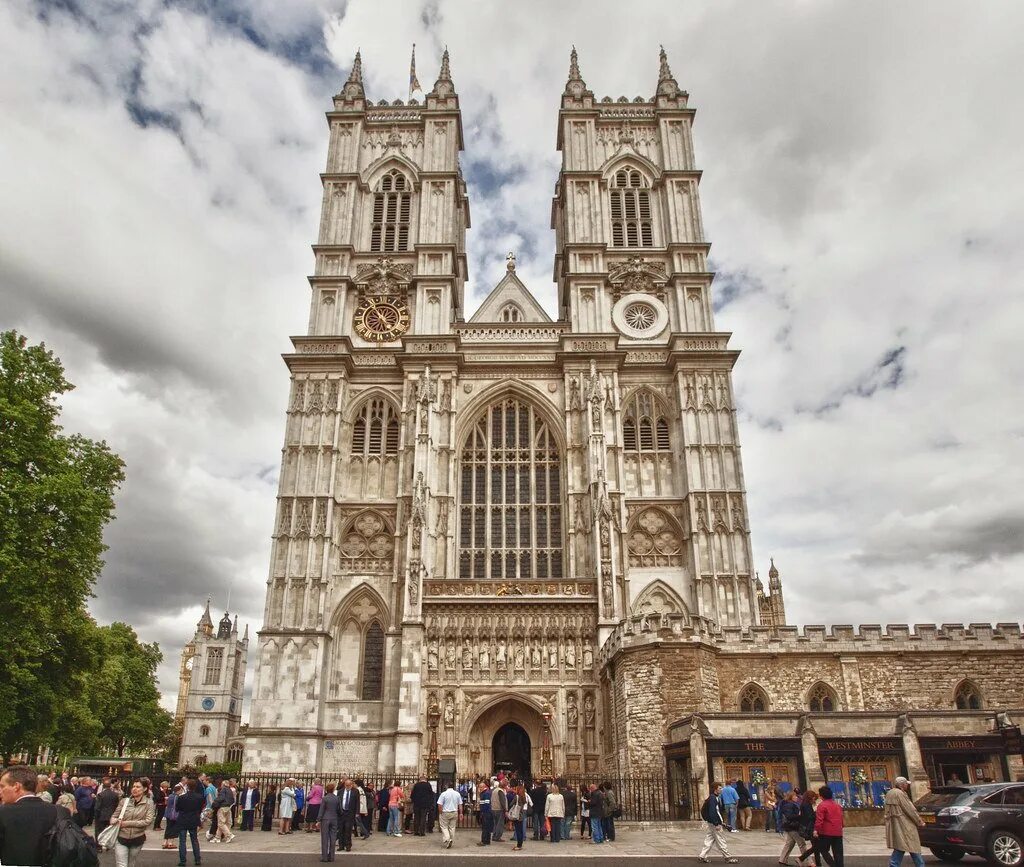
[[178, 606, 248, 766], [244, 47, 763, 777]]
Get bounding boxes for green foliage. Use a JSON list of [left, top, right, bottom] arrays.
[[195, 761, 242, 780], [0, 331, 126, 761]]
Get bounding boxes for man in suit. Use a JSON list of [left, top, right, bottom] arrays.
[[0, 765, 72, 866], [318, 783, 341, 861], [338, 779, 358, 852], [410, 775, 434, 836]]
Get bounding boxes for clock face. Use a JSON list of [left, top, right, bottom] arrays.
[[185, 658, 194, 672], [353, 295, 410, 342], [201, 698, 215, 711]]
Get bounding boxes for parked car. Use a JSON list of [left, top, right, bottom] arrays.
[[916, 783, 1024, 866]]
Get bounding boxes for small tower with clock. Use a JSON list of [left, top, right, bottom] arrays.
[[177, 603, 248, 767]]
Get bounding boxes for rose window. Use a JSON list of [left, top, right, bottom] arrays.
[[624, 302, 656, 331]]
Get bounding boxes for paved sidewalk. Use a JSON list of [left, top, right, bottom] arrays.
[[144, 824, 892, 857]]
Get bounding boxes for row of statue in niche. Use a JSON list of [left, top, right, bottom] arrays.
[[426, 636, 596, 677]]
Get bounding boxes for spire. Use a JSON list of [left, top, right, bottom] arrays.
[[338, 49, 365, 101], [232, 614, 238, 634], [656, 44, 682, 98], [242, 623, 249, 642], [768, 557, 779, 581], [198, 598, 213, 636], [563, 45, 589, 97], [429, 47, 455, 98]]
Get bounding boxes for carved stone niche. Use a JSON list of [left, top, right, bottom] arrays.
[[608, 256, 668, 300], [354, 256, 414, 297]]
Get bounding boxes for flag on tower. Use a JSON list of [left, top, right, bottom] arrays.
[[409, 44, 422, 98]]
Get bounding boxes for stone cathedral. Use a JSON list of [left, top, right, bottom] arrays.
[[241, 48, 1023, 806]]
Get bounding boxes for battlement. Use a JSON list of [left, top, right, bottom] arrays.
[[598, 614, 1024, 666]]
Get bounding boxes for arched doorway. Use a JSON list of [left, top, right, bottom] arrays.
[[492, 722, 531, 778]]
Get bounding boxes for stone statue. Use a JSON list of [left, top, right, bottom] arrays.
[[514, 642, 525, 670], [567, 693, 579, 750], [548, 642, 558, 669], [496, 637, 507, 668], [479, 644, 490, 671], [445, 641, 456, 669], [427, 643, 438, 671], [565, 643, 577, 669], [462, 638, 473, 670], [583, 645, 594, 668], [444, 693, 455, 727], [531, 645, 541, 668]]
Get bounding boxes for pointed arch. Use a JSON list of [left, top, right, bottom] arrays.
[[338, 511, 395, 574], [622, 387, 673, 453], [600, 153, 661, 185], [348, 394, 401, 458], [953, 679, 983, 710], [328, 581, 391, 632], [807, 681, 840, 713], [362, 154, 421, 191], [454, 380, 566, 453], [738, 682, 771, 713], [456, 392, 564, 582], [632, 578, 689, 618], [327, 583, 390, 702]]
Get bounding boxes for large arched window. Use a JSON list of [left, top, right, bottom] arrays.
[[609, 168, 653, 248], [739, 683, 770, 713], [623, 390, 671, 453], [954, 680, 983, 710], [361, 621, 385, 700], [458, 398, 563, 581], [370, 170, 411, 252], [808, 682, 840, 713], [351, 399, 400, 457]]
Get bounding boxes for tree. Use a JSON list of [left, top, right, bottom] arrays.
[[87, 622, 173, 756], [0, 331, 125, 763]]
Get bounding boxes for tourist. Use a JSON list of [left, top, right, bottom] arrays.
[[698, 782, 739, 863], [602, 781, 618, 842], [509, 783, 529, 851], [35, 774, 52, 804], [318, 782, 341, 862], [545, 783, 565, 843], [306, 779, 323, 832], [476, 780, 492, 846], [240, 779, 261, 831], [529, 779, 548, 840], [811, 786, 844, 867], [588, 783, 605, 843], [278, 779, 297, 835], [228, 779, 239, 828], [490, 777, 507, 841], [736, 779, 752, 830], [338, 779, 357, 852], [411, 774, 433, 836], [74, 776, 96, 828], [261, 784, 277, 831], [779, 789, 808, 864], [212, 778, 235, 842], [109, 779, 156, 867], [386, 779, 404, 837], [175, 779, 205, 866], [0, 765, 73, 867], [293, 782, 305, 831], [162, 783, 183, 850], [795, 789, 819, 864], [95, 778, 120, 838], [436, 780, 463, 850], [562, 779, 577, 840], [355, 779, 372, 839], [376, 784, 390, 833], [884, 777, 926, 867], [720, 779, 739, 832], [56, 784, 77, 816], [154, 781, 169, 829], [580, 784, 591, 838]]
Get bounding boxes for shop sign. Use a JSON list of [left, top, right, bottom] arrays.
[[707, 738, 802, 757], [919, 735, 1005, 752], [818, 738, 901, 754], [1001, 726, 1023, 757]]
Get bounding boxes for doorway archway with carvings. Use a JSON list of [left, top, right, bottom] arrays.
[[462, 695, 555, 777]]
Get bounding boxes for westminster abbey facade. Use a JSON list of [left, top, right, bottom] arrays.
[[237, 48, 1023, 807]]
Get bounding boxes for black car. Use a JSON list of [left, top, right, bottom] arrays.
[[916, 783, 1024, 866]]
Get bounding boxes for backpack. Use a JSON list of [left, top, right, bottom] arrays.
[[47, 815, 100, 867]]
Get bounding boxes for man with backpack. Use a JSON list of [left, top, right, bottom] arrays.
[[0, 765, 93, 867], [698, 782, 739, 863]]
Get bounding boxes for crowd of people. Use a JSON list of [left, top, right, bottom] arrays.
[[0, 764, 931, 866], [697, 774, 928, 867]]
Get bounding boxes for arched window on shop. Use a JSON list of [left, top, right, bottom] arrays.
[[954, 680, 983, 710], [738, 682, 770, 713], [808, 682, 840, 713]]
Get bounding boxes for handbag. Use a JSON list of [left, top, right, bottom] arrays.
[[97, 797, 129, 852]]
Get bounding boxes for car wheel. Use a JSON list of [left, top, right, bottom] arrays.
[[931, 847, 966, 862], [988, 831, 1023, 867]]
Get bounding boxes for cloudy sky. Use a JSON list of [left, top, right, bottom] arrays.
[[3, 0, 1023, 709]]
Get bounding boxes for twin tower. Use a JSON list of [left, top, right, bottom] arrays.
[[233, 47, 782, 776]]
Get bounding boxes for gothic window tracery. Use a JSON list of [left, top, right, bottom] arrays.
[[370, 170, 412, 252], [329, 590, 388, 701], [203, 648, 223, 685], [361, 621, 385, 700], [458, 398, 563, 581], [351, 399, 400, 457], [338, 511, 394, 573], [739, 682, 770, 713], [808, 682, 840, 712], [954, 680, 983, 710], [626, 507, 684, 567], [610, 168, 653, 248], [226, 743, 243, 763], [623, 390, 671, 453], [500, 303, 524, 323]]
